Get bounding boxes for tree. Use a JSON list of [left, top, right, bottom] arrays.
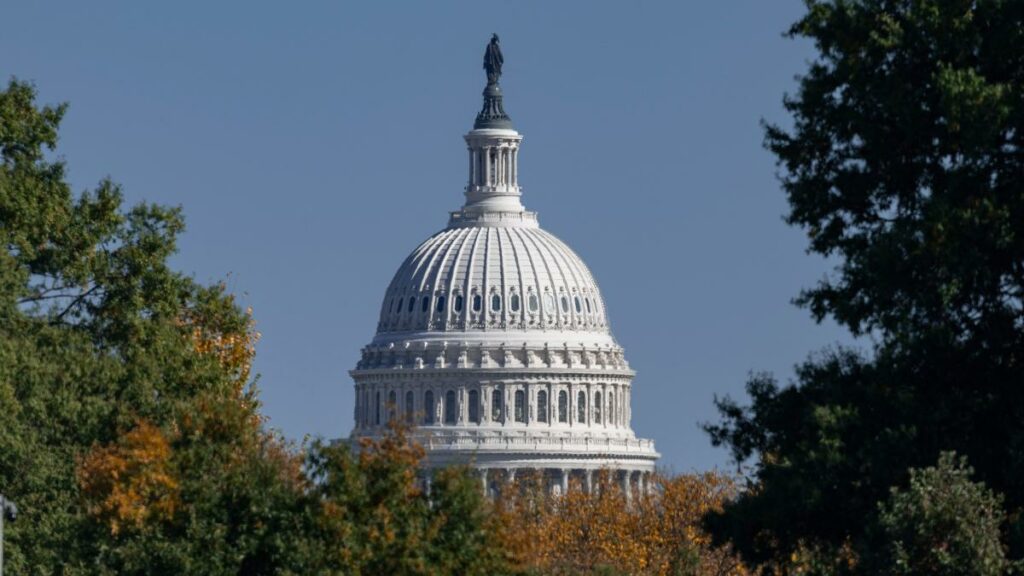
[[704, 0, 1024, 572], [0, 78, 309, 574], [493, 470, 748, 576], [872, 452, 1010, 576]]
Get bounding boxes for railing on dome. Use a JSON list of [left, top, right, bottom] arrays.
[[447, 210, 539, 228], [421, 434, 658, 455]]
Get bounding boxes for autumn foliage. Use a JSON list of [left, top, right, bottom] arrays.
[[494, 470, 748, 576]]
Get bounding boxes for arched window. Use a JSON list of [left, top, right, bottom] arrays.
[[375, 391, 381, 425], [514, 390, 526, 423], [585, 298, 592, 313], [405, 390, 414, 421], [421, 297, 430, 312], [388, 390, 397, 421], [594, 391, 602, 424], [610, 391, 616, 426], [424, 391, 435, 425], [491, 293, 501, 311], [491, 388, 503, 421], [537, 390, 548, 423], [444, 390, 457, 424], [468, 390, 480, 423], [407, 297, 416, 313], [558, 390, 568, 423], [510, 293, 520, 312], [436, 295, 446, 312], [473, 294, 482, 312], [574, 296, 582, 313], [561, 296, 570, 313], [396, 298, 404, 314], [388, 298, 395, 313], [529, 294, 539, 312], [577, 391, 586, 423], [454, 294, 464, 312]]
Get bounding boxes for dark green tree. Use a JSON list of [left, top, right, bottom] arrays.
[[704, 0, 1024, 572]]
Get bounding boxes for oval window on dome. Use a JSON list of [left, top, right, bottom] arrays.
[[491, 294, 501, 311], [585, 297, 592, 313], [473, 294, 482, 312], [528, 294, 539, 312], [560, 296, 569, 313], [407, 297, 416, 313], [510, 293, 520, 312], [396, 298, 404, 314], [574, 296, 582, 313], [454, 295, 464, 313], [544, 293, 555, 311], [388, 298, 395, 313], [436, 295, 446, 312], [421, 297, 430, 312]]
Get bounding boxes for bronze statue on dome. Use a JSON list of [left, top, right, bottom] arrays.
[[484, 33, 503, 84]]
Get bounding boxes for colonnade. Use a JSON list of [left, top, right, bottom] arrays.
[[468, 142, 519, 188], [421, 468, 653, 499]]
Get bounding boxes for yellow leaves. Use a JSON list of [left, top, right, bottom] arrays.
[[77, 421, 179, 536], [186, 304, 260, 389], [494, 470, 748, 576]]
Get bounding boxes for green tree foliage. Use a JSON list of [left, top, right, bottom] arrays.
[[0, 77, 310, 574], [302, 421, 510, 575], [704, 0, 1024, 572], [872, 452, 1010, 576]]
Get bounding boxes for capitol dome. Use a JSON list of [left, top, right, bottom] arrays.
[[350, 36, 658, 495]]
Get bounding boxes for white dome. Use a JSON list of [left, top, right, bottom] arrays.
[[376, 224, 610, 336], [349, 49, 658, 487]]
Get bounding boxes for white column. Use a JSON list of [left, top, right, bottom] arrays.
[[561, 469, 570, 495], [484, 147, 491, 186], [480, 469, 489, 495], [585, 469, 594, 494]]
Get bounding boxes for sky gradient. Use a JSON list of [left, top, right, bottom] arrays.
[[2, 1, 855, 472]]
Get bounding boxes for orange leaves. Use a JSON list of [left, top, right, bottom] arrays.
[[495, 470, 748, 576], [185, 303, 260, 389], [77, 421, 179, 536]]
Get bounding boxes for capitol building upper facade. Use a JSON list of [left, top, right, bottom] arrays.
[[350, 35, 658, 494]]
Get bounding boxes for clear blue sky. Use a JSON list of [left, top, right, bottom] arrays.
[[2, 1, 854, 472]]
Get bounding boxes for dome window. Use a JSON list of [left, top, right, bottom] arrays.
[[528, 294, 539, 312], [491, 389, 503, 421], [537, 390, 548, 423], [424, 391, 435, 425], [388, 390, 397, 421], [396, 298, 404, 314], [558, 391, 568, 423], [407, 297, 416, 313], [491, 294, 501, 311], [585, 298, 592, 313], [388, 298, 395, 313], [473, 294, 482, 312], [574, 296, 582, 313], [561, 296, 570, 313], [436, 295, 446, 312], [544, 293, 555, 311], [609, 391, 616, 426], [514, 390, 526, 423], [444, 390, 457, 424], [375, 391, 381, 426], [577, 391, 586, 423], [510, 293, 520, 312], [421, 297, 430, 312], [454, 295, 464, 313], [404, 390, 414, 422], [594, 391, 602, 424], [468, 390, 480, 423]]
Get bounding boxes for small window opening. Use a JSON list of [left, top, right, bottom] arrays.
[[574, 296, 582, 313], [529, 294, 539, 312], [469, 390, 480, 423], [514, 390, 526, 423], [407, 297, 416, 313], [436, 295, 446, 312], [510, 293, 520, 312], [473, 294, 482, 312], [454, 294, 464, 312], [538, 390, 548, 423], [491, 294, 501, 311]]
